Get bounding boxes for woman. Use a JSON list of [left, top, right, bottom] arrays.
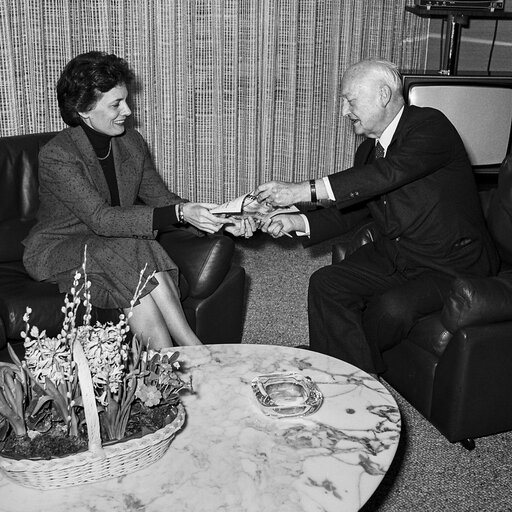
[[23, 51, 253, 349]]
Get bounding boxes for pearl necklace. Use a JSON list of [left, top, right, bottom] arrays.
[[97, 140, 112, 161]]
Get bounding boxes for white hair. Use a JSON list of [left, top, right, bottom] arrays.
[[348, 58, 404, 96]]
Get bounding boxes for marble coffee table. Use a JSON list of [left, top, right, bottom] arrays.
[[0, 344, 400, 512]]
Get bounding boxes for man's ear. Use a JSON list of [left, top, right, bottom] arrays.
[[78, 111, 89, 120], [379, 85, 392, 107]]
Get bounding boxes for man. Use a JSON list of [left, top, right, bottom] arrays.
[[255, 58, 498, 375]]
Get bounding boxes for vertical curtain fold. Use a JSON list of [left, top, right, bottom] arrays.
[[0, 0, 428, 202]]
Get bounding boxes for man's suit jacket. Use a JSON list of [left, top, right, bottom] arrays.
[[23, 126, 181, 281], [304, 105, 499, 277]]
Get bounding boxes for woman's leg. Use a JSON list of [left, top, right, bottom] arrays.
[[148, 271, 202, 347], [124, 293, 174, 350], [125, 271, 202, 348]]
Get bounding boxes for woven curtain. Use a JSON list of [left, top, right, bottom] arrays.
[[0, 0, 428, 202]]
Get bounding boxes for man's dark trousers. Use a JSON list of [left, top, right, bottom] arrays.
[[307, 238, 453, 374]]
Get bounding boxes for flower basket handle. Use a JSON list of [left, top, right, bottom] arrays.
[[72, 340, 105, 459]]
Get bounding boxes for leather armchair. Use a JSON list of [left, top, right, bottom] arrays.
[[0, 132, 246, 363], [331, 154, 512, 448]]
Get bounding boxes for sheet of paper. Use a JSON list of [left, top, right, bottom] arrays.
[[210, 193, 300, 220], [210, 194, 249, 215]]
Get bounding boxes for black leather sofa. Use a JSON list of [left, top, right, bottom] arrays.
[[332, 154, 512, 449], [0, 132, 246, 363]]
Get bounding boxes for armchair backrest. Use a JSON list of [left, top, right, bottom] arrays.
[[0, 132, 57, 263], [485, 154, 512, 268]]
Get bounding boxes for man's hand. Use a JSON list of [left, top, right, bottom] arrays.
[[260, 213, 305, 238], [182, 203, 231, 234], [254, 181, 310, 207], [224, 216, 257, 238]]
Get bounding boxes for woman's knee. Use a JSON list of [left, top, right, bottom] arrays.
[[152, 271, 181, 300]]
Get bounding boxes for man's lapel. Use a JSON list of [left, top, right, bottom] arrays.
[[356, 138, 376, 165], [388, 104, 411, 153]]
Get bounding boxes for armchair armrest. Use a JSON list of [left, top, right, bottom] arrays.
[[157, 229, 234, 299], [332, 220, 378, 263], [440, 273, 512, 333]]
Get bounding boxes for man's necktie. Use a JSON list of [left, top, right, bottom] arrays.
[[375, 141, 385, 159]]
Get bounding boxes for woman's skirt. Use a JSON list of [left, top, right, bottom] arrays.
[[47, 235, 178, 309]]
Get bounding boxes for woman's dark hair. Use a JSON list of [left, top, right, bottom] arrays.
[[57, 51, 135, 126]]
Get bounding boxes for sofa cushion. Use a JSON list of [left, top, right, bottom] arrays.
[[440, 273, 512, 333]]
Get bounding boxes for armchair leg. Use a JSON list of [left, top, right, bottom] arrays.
[[460, 438, 476, 451]]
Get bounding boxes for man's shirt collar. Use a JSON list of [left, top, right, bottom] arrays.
[[377, 106, 404, 154]]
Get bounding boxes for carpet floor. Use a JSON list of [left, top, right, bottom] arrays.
[[233, 232, 512, 512]]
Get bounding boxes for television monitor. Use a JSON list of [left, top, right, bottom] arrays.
[[402, 74, 512, 172]]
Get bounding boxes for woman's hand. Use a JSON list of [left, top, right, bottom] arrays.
[[224, 216, 257, 238], [182, 203, 231, 234], [260, 213, 305, 238]]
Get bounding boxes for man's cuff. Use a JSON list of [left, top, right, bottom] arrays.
[[295, 214, 311, 237], [323, 177, 335, 201]]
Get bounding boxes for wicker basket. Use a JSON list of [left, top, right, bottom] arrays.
[[0, 342, 186, 490]]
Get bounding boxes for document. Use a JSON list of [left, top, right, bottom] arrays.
[[210, 193, 299, 219], [209, 193, 255, 215]]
